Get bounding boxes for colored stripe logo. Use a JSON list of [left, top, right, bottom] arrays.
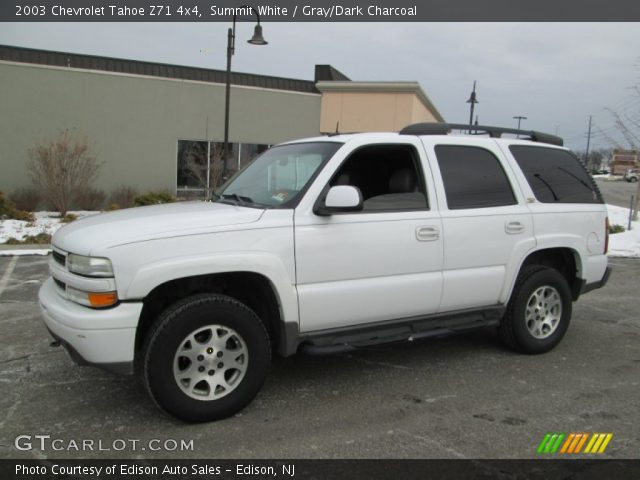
[[537, 433, 613, 454]]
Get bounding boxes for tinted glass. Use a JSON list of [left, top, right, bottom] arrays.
[[331, 144, 428, 212], [510, 146, 603, 204], [435, 145, 516, 209]]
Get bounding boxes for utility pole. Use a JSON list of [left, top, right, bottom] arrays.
[[466, 81, 478, 134], [513, 116, 527, 138], [584, 115, 592, 168], [635, 174, 640, 221]]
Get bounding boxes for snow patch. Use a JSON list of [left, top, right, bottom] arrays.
[[606, 204, 640, 258], [0, 211, 99, 244]]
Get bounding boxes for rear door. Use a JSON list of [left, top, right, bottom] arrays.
[[422, 138, 535, 312]]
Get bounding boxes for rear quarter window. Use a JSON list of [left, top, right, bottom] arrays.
[[509, 146, 603, 204]]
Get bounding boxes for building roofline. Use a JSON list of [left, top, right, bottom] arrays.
[[316, 81, 445, 123], [0, 44, 320, 94], [314, 64, 351, 82]]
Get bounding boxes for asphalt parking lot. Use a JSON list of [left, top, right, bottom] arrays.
[[595, 178, 639, 208], [0, 253, 638, 460]]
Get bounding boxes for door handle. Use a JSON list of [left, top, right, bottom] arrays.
[[416, 226, 440, 242], [505, 221, 525, 234]]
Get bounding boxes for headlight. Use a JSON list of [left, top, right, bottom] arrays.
[[67, 254, 114, 278]]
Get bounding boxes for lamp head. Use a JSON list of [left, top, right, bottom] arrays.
[[248, 24, 268, 45]]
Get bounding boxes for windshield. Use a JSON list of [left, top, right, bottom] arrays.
[[216, 142, 341, 208]]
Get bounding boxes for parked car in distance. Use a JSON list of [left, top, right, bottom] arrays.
[[623, 168, 639, 182], [39, 123, 611, 422]]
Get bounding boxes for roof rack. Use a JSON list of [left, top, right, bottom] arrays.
[[399, 123, 563, 146]]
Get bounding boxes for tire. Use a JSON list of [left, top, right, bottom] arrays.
[[499, 266, 572, 354], [141, 294, 271, 422], [629, 177, 638, 183]]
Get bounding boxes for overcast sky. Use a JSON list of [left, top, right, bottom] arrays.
[[1, 22, 639, 151]]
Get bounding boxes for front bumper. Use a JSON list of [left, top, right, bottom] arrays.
[[38, 278, 143, 375]]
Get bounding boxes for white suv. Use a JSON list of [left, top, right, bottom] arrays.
[[39, 123, 611, 422]]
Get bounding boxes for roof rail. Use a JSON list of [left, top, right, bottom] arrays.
[[399, 123, 564, 146]]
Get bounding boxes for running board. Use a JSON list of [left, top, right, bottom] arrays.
[[299, 306, 504, 355]]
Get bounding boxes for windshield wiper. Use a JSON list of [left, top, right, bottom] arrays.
[[220, 193, 261, 208], [533, 173, 559, 201], [557, 167, 597, 193]]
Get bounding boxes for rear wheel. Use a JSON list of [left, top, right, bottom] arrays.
[[499, 266, 572, 354], [142, 294, 270, 422]]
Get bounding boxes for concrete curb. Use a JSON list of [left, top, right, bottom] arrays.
[[0, 244, 51, 250]]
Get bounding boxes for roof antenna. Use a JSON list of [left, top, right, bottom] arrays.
[[334, 122, 340, 135]]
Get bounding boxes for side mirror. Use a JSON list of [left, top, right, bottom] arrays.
[[315, 185, 363, 216]]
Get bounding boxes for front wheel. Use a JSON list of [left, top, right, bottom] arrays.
[[141, 294, 271, 422], [499, 266, 572, 354]]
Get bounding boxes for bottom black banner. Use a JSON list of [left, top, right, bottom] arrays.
[[2, 459, 639, 480]]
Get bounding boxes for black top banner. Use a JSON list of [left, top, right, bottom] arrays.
[[2, 0, 640, 22]]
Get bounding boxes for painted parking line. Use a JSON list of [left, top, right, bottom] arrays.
[[0, 256, 19, 300]]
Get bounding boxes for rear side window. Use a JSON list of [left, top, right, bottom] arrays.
[[509, 146, 603, 204], [435, 145, 517, 209]]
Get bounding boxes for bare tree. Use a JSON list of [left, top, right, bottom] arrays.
[[180, 142, 208, 197], [181, 141, 227, 200], [606, 72, 640, 219], [607, 103, 639, 150], [209, 142, 227, 191], [605, 63, 639, 149], [27, 130, 102, 215]]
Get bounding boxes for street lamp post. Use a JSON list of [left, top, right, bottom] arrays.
[[221, 7, 267, 183], [466, 81, 478, 134]]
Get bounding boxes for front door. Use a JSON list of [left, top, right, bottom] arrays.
[[294, 140, 444, 333]]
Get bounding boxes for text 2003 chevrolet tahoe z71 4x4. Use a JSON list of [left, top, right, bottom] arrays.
[[40, 123, 611, 422]]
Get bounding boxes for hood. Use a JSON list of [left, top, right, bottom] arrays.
[[53, 202, 265, 255]]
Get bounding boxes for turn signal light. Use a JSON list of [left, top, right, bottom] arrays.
[[87, 292, 119, 308]]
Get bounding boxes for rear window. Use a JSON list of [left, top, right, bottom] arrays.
[[509, 146, 603, 204]]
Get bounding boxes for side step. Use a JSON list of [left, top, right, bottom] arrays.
[[299, 306, 504, 355]]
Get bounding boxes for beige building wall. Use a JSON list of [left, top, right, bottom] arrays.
[[317, 82, 444, 133], [0, 61, 321, 194]]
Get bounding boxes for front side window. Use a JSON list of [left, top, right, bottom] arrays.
[[327, 144, 428, 212], [217, 142, 341, 208], [435, 145, 516, 209], [509, 146, 603, 204]]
